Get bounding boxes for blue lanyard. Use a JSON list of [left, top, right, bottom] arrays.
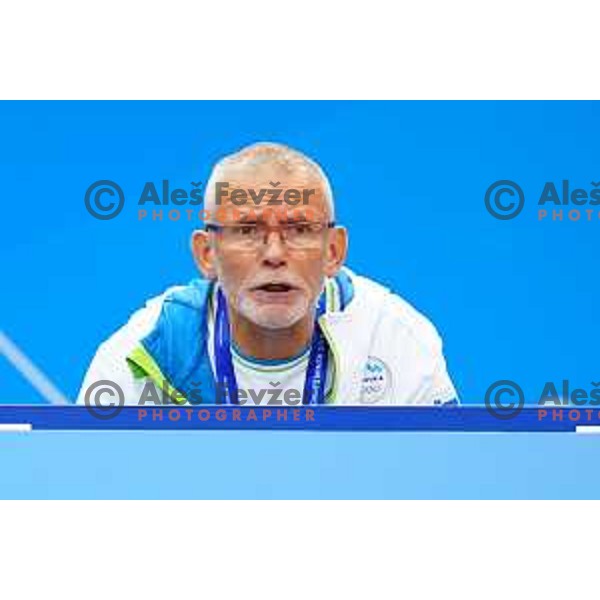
[[214, 287, 329, 405]]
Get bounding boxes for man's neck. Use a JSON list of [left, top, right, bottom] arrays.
[[228, 309, 315, 361]]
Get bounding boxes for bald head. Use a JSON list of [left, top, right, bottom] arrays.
[[204, 142, 335, 220]]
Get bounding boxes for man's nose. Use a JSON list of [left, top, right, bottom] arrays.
[[260, 229, 288, 267]]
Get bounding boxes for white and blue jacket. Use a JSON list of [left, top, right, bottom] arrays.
[[77, 267, 459, 406]]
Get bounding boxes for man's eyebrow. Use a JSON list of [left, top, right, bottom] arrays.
[[283, 218, 310, 224], [234, 214, 314, 224]]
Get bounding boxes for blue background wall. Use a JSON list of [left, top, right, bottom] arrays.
[[1, 101, 598, 404]]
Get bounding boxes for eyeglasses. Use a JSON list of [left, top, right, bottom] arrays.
[[206, 220, 336, 250]]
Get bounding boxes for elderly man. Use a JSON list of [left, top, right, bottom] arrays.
[[78, 142, 458, 406]]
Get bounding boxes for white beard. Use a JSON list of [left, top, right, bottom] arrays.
[[235, 292, 311, 330]]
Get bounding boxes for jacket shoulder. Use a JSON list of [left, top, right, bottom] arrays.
[[97, 279, 212, 358], [351, 272, 443, 356]]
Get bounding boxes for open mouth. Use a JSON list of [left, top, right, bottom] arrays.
[[249, 282, 300, 304], [253, 283, 295, 293]]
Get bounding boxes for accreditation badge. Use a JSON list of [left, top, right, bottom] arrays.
[[359, 356, 392, 404]]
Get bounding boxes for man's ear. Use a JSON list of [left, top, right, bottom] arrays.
[[191, 230, 217, 280], [323, 226, 348, 278]]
